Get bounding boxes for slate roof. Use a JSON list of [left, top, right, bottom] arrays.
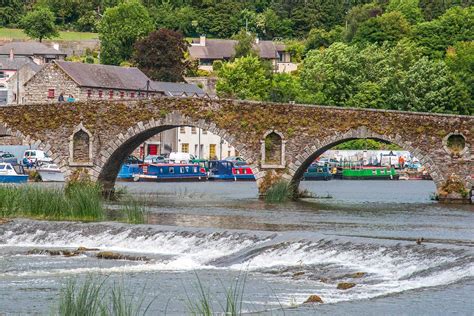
[[55, 61, 150, 91], [0, 57, 34, 70], [189, 38, 285, 60], [150, 81, 205, 96], [0, 42, 66, 57]]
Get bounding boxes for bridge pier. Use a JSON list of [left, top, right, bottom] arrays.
[[436, 175, 473, 204]]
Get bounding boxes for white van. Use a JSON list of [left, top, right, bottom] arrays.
[[23, 150, 52, 164], [169, 152, 195, 163]]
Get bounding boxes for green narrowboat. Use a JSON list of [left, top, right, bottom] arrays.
[[342, 167, 399, 180]]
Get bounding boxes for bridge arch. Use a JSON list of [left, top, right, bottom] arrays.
[[287, 126, 446, 195], [96, 111, 261, 193]]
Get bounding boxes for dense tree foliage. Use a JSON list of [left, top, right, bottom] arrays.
[[133, 29, 189, 82], [98, 1, 153, 65], [20, 7, 59, 42], [3, 0, 472, 115]]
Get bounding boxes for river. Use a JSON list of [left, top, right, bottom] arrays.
[[1, 180, 473, 315]]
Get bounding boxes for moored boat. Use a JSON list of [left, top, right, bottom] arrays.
[[208, 160, 255, 181], [36, 164, 65, 182], [0, 162, 28, 183], [134, 163, 207, 182], [117, 164, 143, 181], [342, 167, 399, 180], [303, 164, 332, 181]]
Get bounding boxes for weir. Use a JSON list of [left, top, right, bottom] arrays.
[[0, 98, 472, 203]]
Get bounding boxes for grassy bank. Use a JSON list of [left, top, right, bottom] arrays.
[[265, 180, 295, 203], [0, 185, 145, 223], [0, 28, 98, 41]]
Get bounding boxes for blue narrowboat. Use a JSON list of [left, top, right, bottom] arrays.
[[134, 163, 207, 182], [0, 163, 29, 183], [208, 160, 255, 181], [117, 164, 143, 181], [303, 164, 333, 181]]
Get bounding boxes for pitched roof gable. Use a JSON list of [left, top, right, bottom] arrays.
[[54, 61, 150, 91], [189, 38, 283, 60]]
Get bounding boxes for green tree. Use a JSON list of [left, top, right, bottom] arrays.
[[354, 12, 411, 45], [0, 0, 25, 26], [300, 43, 361, 106], [446, 41, 474, 102], [98, 0, 153, 65], [386, 0, 424, 24], [344, 2, 383, 42], [413, 6, 474, 57], [305, 26, 344, 51], [397, 57, 471, 114], [20, 7, 58, 42], [133, 29, 190, 82], [233, 29, 257, 58], [216, 56, 271, 101]]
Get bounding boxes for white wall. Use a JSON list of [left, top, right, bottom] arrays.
[[177, 126, 236, 159]]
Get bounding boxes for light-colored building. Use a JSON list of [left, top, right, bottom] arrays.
[[141, 126, 236, 160], [189, 36, 297, 73]]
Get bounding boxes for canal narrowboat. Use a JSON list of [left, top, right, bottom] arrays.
[[208, 160, 255, 181], [134, 163, 207, 182], [341, 167, 399, 180], [117, 164, 143, 181], [0, 162, 29, 183], [303, 164, 333, 181]]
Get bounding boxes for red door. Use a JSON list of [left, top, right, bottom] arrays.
[[148, 144, 158, 155]]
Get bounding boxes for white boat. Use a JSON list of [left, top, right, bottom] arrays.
[[0, 163, 28, 183], [37, 164, 65, 182]]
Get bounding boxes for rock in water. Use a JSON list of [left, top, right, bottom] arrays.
[[0, 218, 10, 225], [292, 271, 305, 278], [304, 295, 323, 304], [337, 282, 356, 290], [351, 272, 365, 278], [96, 251, 149, 261]]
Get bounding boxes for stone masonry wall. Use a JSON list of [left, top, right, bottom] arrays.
[[0, 99, 472, 202]]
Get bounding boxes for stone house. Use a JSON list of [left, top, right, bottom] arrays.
[[0, 41, 66, 65], [22, 61, 207, 104], [189, 36, 297, 73]]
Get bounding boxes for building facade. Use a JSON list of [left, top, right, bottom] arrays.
[[189, 36, 297, 73]]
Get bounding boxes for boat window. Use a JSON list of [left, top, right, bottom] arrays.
[[6, 165, 12, 170], [159, 168, 163, 173], [372, 170, 377, 175], [169, 167, 174, 173], [185, 167, 189, 173], [0, 165, 4, 170], [193, 167, 198, 173], [318, 168, 323, 172], [180, 167, 185, 173]]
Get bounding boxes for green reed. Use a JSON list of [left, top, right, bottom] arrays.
[[264, 180, 295, 203], [120, 198, 147, 224], [0, 184, 104, 221], [57, 276, 154, 316]]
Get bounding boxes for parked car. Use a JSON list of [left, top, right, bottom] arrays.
[[23, 150, 52, 165], [124, 155, 143, 164], [0, 152, 18, 164], [169, 152, 195, 163]]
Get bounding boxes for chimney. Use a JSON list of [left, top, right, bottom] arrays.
[[255, 37, 259, 44], [200, 35, 206, 47], [9, 48, 14, 60], [52, 43, 59, 51]]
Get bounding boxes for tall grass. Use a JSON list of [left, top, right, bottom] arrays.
[[58, 276, 154, 316], [186, 272, 248, 316], [0, 184, 104, 221], [120, 198, 146, 224], [264, 180, 294, 203]]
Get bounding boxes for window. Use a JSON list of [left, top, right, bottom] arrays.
[[130, 92, 135, 98], [181, 143, 189, 153], [98, 90, 103, 98], [0, 71, 5, 79], [180, 126, 186, 134], [209, 144, 216, 159], [169, 167, 174, 173], [120, 91, 125, 98], [87, 90, 92, 98], [191, 127, 197, 134], [47, 89, 55, 99], [109, 90, 114, 99]]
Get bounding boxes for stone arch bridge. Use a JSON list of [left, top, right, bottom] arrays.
[[0, 98, 472, 203]]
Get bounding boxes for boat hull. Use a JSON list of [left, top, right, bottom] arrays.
[[37, 170, 65, 182], [134, 174, 207, 182], [342, 175, 400, 180], [0, 175, 29, 183]]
